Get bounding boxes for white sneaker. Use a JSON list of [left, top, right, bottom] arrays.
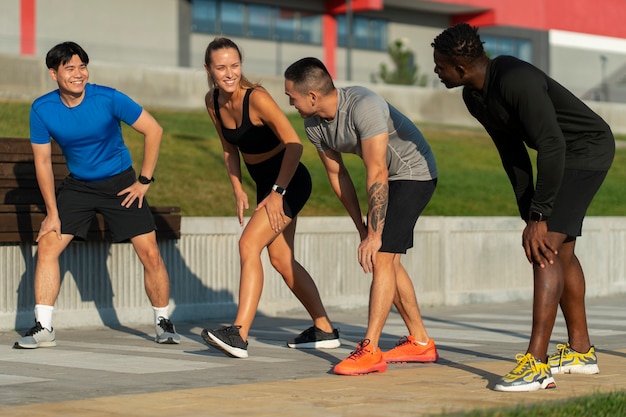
[[14, 321, 56, 349]]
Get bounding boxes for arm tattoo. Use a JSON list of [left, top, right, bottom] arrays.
[[368, 182, 388, 233]]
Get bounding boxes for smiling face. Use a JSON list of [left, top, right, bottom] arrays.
[[205, 47, 242, 93], [49, 54, 88, 100]]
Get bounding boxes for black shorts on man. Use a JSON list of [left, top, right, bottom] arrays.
[[380, 179, 437, 254], [56, 167, 156, 242], [547, 169, 608, 237]]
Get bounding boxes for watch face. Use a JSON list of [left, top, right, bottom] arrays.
[[272, 185, 286, 195], [530, 211, 542, 221]]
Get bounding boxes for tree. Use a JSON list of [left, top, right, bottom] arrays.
[[372, 38, 428, 86]]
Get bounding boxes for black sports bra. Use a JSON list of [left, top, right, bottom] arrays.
[[213, 88, 281, 154]]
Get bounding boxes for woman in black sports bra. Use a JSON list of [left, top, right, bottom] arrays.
[[200, 38, 340, 359]]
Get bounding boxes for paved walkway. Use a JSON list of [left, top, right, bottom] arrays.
[[1, 295, 625, 416]]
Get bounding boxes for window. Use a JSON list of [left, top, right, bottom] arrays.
[[191, 0, 322, 45], [221, 1, 245, 37], [369, 19, 387, 51], [191, 0, 217, 33], [482, 35, 532, 63], [299, 12, 322, 43], [275, 9, 297, 42], [247, 4, 272, 39], [337, 15, 387, 51]]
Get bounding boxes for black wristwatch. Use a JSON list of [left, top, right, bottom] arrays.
[[272, 184, 286, 196], [138, 175, 154, 185], [529, 210, 546, 222]]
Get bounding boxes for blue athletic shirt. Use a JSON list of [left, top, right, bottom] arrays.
[[30, 83, 143, 181]]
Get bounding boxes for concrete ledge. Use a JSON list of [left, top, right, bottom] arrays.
[[1, 216, 625, 331]]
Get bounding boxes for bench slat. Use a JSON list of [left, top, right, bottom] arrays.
[[0, 212, 181, 242], [0, 137, 181, 242]]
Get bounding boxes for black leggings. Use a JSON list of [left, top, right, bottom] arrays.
[[245, 149, 312, 219]]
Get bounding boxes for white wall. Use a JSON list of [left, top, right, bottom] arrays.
[[0, 0, 20, 55], [549, 30, 626, 99], [2, 216, 625, 331]]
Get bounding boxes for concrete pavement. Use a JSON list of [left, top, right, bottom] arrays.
[[0, 295, 625, 416]]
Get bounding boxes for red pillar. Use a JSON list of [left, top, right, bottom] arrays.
[[324, 0, 382, 78], [323, 14, 337, 78], [20, 0, 36, 55]]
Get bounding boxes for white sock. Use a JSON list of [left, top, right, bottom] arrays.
[[35, 304, 54, 331], [152, 306, 169, 325], [416, 340, 429, 346]]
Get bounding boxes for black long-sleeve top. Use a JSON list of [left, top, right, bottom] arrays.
[[463, 55, 615, 219]]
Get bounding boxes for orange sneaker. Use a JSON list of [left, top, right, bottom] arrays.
[[383, 336, 439, 363], [333, 339, 387, 375]]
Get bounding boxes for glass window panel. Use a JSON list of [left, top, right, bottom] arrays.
[[276, 9, 297, 42], [336, 15, 386, 50], [247, 4, 272, 39], [483, 35, 533, 63], [337, 15, 347, 47], [191, 1, 323, 46], [482, 36, 496, 57], [370, 19, 387, 50], [300, 13, 321, 44], [221, 1, 245, 36], [353, 17, 370, 49], [516, 41, 532, 62], [192, 0, 217, 33], [498, 38, 515, 56]]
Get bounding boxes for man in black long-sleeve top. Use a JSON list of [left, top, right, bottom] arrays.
[[432, 23, 614, 392]]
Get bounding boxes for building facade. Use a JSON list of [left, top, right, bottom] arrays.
[[2, 0, 626, 101]]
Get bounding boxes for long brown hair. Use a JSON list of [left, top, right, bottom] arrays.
[[204, 37, 259, 89]]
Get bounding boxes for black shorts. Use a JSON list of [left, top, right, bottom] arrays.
[[56, 167, 156, 242], [380, 179, 437, 254], [245, 149, 312, 219], [548, 169, 608, 237]]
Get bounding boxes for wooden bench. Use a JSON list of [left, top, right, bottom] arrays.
[[0, 137, 181, 242]]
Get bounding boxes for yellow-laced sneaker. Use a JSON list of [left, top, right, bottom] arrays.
[[494, 353, 556, 392], [548, 343, 599, 375]]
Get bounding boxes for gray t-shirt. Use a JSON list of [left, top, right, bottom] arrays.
[[304, 86, 437, 181]]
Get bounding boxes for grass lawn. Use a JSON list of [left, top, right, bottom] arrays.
[[441, 390, 626, 417], [3, 99, 624, 217]]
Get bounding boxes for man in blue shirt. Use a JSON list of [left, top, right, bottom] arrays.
[[14, 41, 180, 348]]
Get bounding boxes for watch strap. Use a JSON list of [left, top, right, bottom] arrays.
[[529, 210, 545, 222], [272, 184, 286, 196], [138, 175, 154, 185]]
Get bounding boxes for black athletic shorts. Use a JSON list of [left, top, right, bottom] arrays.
[[380, 179, 437, 254], [245, 149, 312, 219], [56, 167, 156, 242], [547, 169, 608, 237]]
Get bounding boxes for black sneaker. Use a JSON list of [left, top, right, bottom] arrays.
[[202, 325, 248, 358], [155, 317, 181, 344], [287, 326, 341, 349]]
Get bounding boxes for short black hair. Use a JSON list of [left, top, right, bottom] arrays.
[[431, 23, 485, 61], [45, 41, 89, 70], [284, 57, 335, 95]]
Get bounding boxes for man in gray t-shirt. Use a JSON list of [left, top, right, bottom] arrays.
[[305, 85, 437, 182], [285, 57, 439, 376]]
